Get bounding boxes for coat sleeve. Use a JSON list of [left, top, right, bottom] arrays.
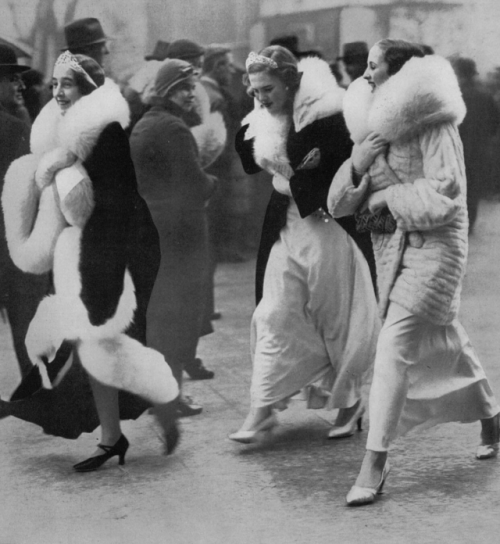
[[385, 123, 463, 231], [289, 115, 353, 218], [165, 122, 216, 201], [235, 124, 262, 175], [79, 122, 137, 326], [327, 158, 370, 218]]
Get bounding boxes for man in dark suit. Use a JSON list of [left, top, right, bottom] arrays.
[[0, 44, 50, 378]]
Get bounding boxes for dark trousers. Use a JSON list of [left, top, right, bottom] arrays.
[[3, 266, 50, 378]]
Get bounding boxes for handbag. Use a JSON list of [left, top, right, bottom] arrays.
[[354, 207, 397, 234]]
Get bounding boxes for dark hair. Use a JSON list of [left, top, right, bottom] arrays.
[[72, 54, 105, 95], [376, 39, 426, 76], [243, 45, 301, 97]]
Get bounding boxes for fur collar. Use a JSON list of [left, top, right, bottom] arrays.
[[31, 78, 130, 160], [344, 55, 466, 144], [242, 57, 344, 170]]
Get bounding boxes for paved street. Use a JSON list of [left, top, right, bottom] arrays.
[[1, 201, 500, 544]]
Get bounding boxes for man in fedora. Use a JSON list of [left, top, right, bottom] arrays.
[[337, 41, 369, 83], [0, 44, 51, 378], [145, 40, 170, 62], [0, 44, 31, 124], [63, 17, 110, 67]]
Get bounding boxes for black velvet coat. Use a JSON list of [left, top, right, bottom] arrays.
[[236, 113, 375, 303]]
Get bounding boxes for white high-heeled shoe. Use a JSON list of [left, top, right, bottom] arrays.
[[328, 401, 365, 439], [228, 413, 278, 444], [346, 462, 391, 507]]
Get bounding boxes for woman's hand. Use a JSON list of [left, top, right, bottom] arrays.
[[352, 132, 388, 175], [35, 148, 77, 189], [361, 188, 389, 214]]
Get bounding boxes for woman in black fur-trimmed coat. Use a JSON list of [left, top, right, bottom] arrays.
[[229, 46, 379, 443], [1, 53, 180, 469]]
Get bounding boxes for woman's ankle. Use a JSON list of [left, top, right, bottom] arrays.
[[355, 450, 388, 488], [240, 407, 273, 431]]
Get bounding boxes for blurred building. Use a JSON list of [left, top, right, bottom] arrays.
[[2, 0, 500, 81]]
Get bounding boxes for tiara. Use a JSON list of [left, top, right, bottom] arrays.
[[246, 52, 278, 71], [55, 50, 97, 88]]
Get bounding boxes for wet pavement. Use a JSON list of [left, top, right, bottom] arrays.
[[1, 201, 500, 544]]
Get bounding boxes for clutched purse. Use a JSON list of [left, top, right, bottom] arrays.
[[354, 207, 397, 234]]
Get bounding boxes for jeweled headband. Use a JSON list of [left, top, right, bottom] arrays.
[[245, 51, 278, 71], [55, 50, 97, 88]]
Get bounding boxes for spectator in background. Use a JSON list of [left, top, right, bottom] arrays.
[[0, 44, 31, 125], [124, 40, 170, 132], [0, 44, 50, 378], [452, 57, 500, 232], [63, 17, 110, 68], [269, 35, 322, 60], [130, 60, 217, 414], [201, 44, 249, 263], [22, 69, 51, 122], [336, 41, 369, 84]]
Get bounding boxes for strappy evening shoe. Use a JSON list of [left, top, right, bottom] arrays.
[[73, 434, 129, 472], [476, 413, 500, 460], [228, 413, 278, 444], [346, 462, 391, 506], [328, 401, 365, 439]]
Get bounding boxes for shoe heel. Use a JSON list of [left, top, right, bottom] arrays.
[[357, 417, 363, 432], [118, 453, 126, 466]]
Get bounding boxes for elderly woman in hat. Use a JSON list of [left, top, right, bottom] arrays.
[[2, 51, 180, 471], [130, 59, 217, 415]]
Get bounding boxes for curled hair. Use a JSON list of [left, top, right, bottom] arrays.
[[376, 39, 426, 76], [72, 54, 105, 95], [243, 45, 301, 98]]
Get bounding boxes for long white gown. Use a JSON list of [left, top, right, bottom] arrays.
[[250, 200, 380, 410]]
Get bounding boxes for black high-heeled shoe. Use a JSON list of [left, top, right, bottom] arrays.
[[73, 434, 129, 472]]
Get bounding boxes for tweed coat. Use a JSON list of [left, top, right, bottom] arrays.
[[328, 55, 468, 325]]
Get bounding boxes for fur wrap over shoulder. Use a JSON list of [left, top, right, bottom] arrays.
[[3, 80, 179, 405], [328, 55, 469, 326], [2, 79, 129, 275], [241, 56, 345, 175], [343, 54, 466, 144]]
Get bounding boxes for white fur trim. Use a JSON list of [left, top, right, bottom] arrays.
[[52, 227, 137, 340], [25, 296, 65, 365], [191, 110, 227, 168], [293, 57, 345, 132], [344, 55, 466, 144], [78, 335, 179, 404], [31, 79, 130, 161], [2, 154, 67, 274], [241, 57, 344, 171]]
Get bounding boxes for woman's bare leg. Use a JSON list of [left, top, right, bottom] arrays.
[[88, 375, 122, 454]]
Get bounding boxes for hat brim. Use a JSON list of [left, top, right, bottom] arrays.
[[0, 64, 30, 74], [62, 36, 111, 51]]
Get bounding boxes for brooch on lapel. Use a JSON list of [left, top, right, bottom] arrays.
[[297, 147, 321, 170]]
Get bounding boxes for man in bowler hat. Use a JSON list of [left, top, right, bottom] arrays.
[[0, 44, 50, 378], [63, 17, 110, 67]]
